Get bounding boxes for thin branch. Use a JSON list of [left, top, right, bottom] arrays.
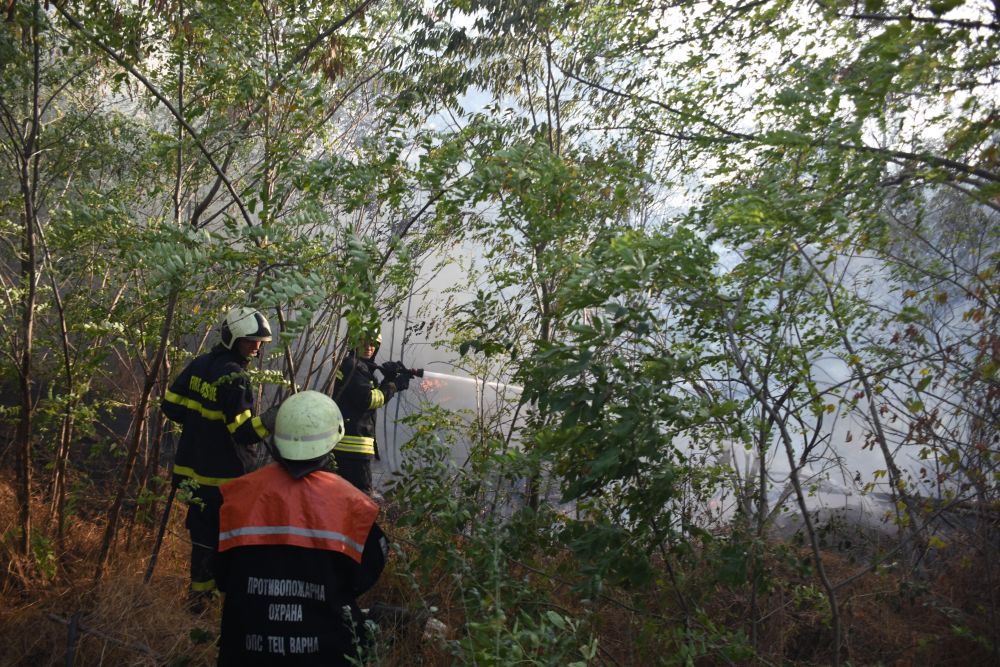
[[557, 63, 1000, 184], [46, 613, 160, 659], [376, 185, 455, 271], [282, 0, 378, 76], [842, 10, 997, 32], [53, 1, 255, 227]]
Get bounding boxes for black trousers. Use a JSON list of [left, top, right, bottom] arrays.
[[184, 485, 222, 592], [333, 452, 373, 495]]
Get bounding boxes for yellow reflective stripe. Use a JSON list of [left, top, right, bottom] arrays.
[[164, 389, 224, 421], [334, 435, 375, 455], [191, 578, 216, 592], [251, 415, 268, 439], [174, 465, 236, 487], [228, 409, 252, 434], [369, 389, 385, 409], [164, 389, 186, 406], [339, 435, 374, 446], [336, 370, 344, 380]]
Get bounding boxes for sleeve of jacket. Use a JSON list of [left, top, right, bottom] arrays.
[[375, 379, 397, 406], [217, 363, 270, 445], [215, 547, 231, 594], [335, 357, 390, 412], [350, 523, 388, 597], [160, 363, 192, 424]]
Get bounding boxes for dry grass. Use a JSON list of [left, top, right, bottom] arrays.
[[2, 474, 997, 666], [533, 537, 1000, 667], [1, 474, 219, 666], [666, 542, 1000, 667], [0, 477, 451, 667], [1, 575, 220, 666]]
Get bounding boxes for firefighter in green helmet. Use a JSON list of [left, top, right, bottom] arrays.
[[215, 390, 388, 666]]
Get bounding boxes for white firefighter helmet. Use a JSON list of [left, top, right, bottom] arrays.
[[220, 307, 272, 349], [273, 390, 345, 462]]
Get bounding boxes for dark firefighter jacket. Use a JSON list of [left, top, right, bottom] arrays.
[[216, 463, 387, 667], [332, 352, 397, 459], [161, 344, 270, 489]]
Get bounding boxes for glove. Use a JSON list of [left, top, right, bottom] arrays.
[[381, 360, 404, 381], [259, 405, 279, 434], [392, 372, 410, 392]]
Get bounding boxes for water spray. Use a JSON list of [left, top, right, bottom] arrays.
[[421, 370, 522, 393]]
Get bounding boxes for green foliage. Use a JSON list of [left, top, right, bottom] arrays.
[[389, 404, 600, 665], [0, 0, 997, 662], [516, 227, 723, 586], [456, 607, 597, 667], [30, 532, 57, 581], [177, 478, 205, 511], [661, 617, 755, 667]]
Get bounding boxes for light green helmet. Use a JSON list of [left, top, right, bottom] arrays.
[[273, 391, 345, 462]]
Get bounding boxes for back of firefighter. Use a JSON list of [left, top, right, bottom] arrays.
[[332, 333, 409, 494], [161, 306, 277, 603], [216, 390, 388, 666]]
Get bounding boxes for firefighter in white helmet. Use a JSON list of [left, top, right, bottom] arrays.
[[161, 306, 279, 607], [215, 391, 388, 666]]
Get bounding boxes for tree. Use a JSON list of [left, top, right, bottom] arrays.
[[383, 0, 1000, 662]]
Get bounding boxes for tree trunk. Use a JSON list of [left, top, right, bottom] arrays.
[[49, 412, 75, 548], [724, 305, 844, 666], [14, 0, 43, 558], [37, 191, 78, 551], [94, 290, 179, 580]]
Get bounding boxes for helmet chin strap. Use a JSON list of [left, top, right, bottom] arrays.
[[262, 435, 281, 462], [272, 444, 332, 479]]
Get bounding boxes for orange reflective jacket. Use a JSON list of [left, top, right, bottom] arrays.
[[218, 463, 379, 563]]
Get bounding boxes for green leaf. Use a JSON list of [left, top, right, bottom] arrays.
[[929, 0, 963, 16], [545, 610, 567, 630]]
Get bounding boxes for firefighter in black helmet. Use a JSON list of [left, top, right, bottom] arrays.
[[332, 330, 410, 495], [161, 306, 279, 607]]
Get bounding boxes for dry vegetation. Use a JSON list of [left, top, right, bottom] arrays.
[[1, 475, 214, 666], [3, 473, 997, 666], [0, 475, 447, 667]]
